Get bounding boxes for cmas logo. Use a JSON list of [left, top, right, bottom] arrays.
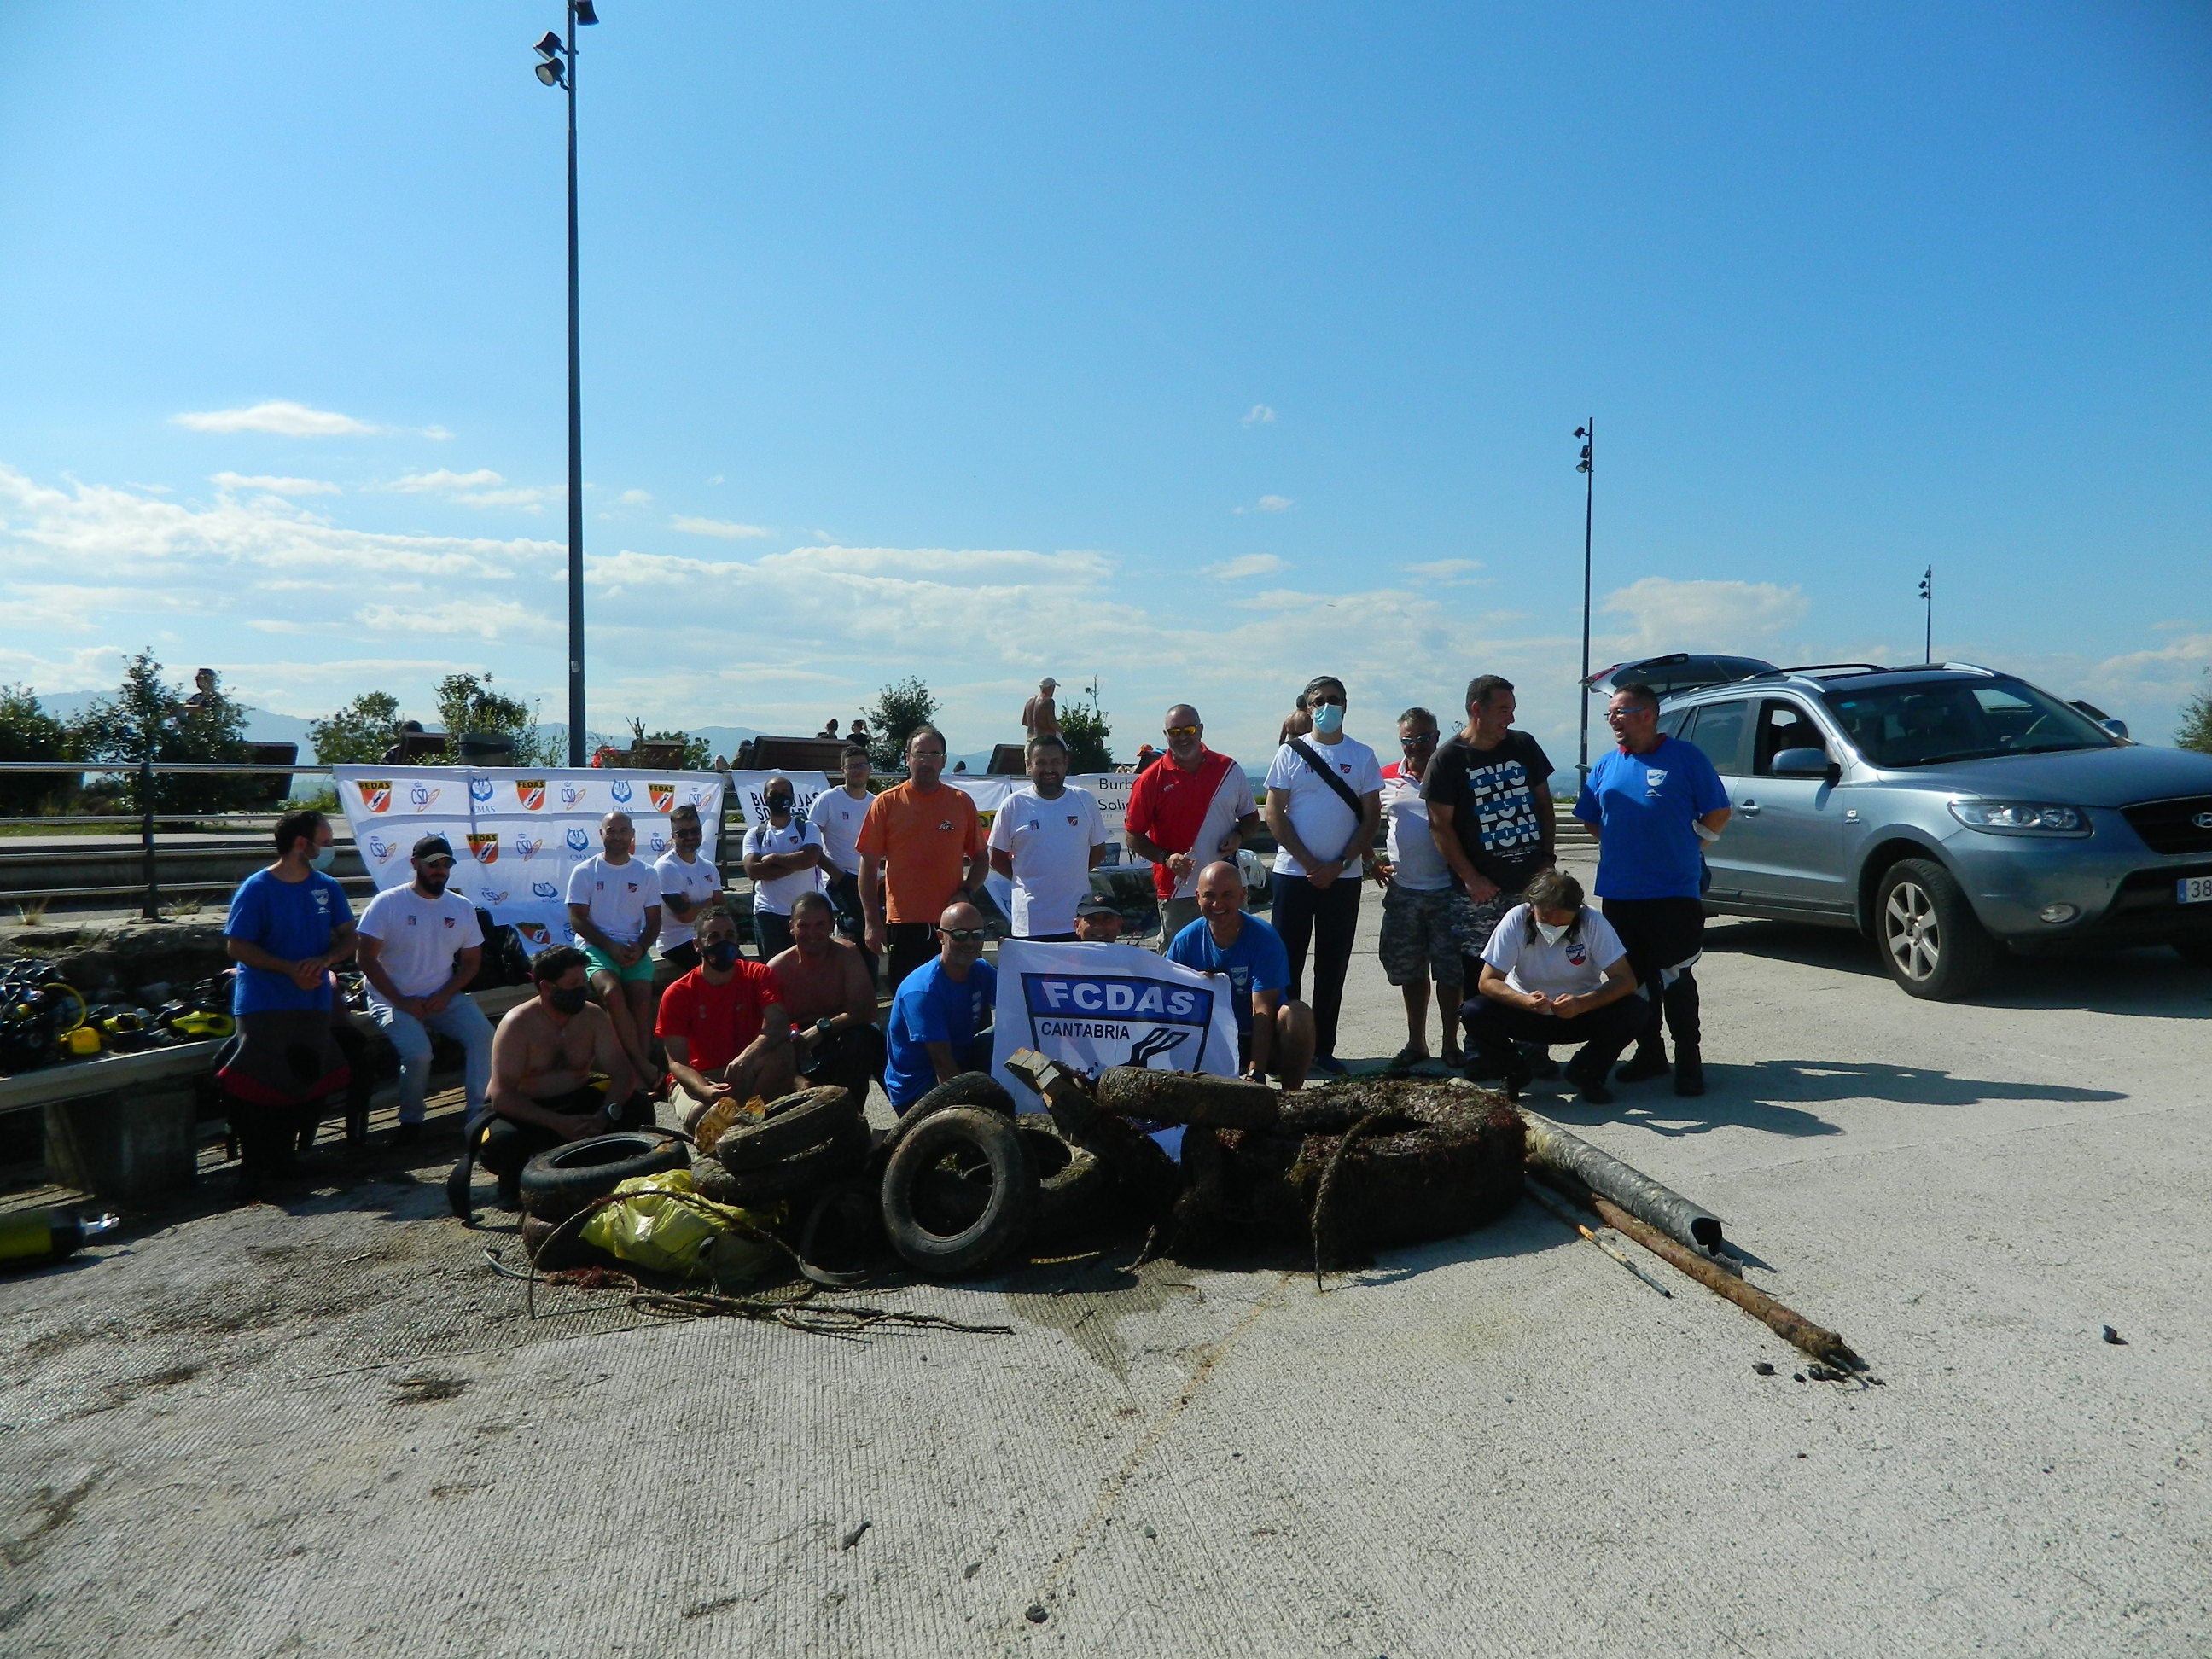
[[469, 777, 495, 805], [560, 780, 587, 807], [532, 880, 561, 899], [516, 779, 547, 811], [409, 782, 441, 812], [648, 783, 674, 813], [513, 832, 544, 860], [358, 780, 393, 813], [565, 828, 591, 854], [466, 832, 500, 864], [610, 779, 633, 805]]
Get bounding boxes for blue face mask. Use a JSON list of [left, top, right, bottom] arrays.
[[1311, 701, 1345, 736], [310, 846, 337, 873], [701, 940, 741, 972]]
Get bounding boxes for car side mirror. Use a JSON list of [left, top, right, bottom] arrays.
[[1770, 747, 1834, 779], [2098, 718, 2130, 742]]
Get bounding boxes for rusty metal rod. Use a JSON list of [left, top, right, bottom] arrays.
[[1581, 1190, 1864, 1371], [1525, 1181, 1671, 1297]]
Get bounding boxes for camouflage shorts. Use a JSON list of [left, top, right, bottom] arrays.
[[1377, 886, 1490, 987]]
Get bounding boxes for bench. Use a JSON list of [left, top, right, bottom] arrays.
[[1, 984, 537, 1203]]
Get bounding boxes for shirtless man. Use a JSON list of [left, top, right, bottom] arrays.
[[769, 890, 884, 1102], [1021, 677, 1060, 741], [479, 945, 638, 1208]]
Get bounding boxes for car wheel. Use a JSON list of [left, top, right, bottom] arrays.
[[2174, 938, 2212, 970], [1876, 858, 1996, 1000]]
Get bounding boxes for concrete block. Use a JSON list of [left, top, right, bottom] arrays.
[[44, 1083, 200, 1202]]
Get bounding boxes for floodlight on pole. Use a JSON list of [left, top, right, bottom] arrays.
[[531, 3, 600, 765]]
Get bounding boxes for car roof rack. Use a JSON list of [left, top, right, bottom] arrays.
[[1742, 662, 1888, 683]]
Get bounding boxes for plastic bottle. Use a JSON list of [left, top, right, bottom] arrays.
[[0, 1208, 119, 1268]]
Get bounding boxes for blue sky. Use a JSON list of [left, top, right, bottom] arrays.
[[3, 2, 2208, 767]]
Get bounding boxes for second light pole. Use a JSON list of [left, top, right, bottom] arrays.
[[1574, 419, 1594, 783], [535, 2, 599, 765]]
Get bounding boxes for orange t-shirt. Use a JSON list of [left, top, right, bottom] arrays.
[[855, 781, 984, 924]]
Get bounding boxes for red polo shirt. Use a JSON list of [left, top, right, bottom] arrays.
[[1123, 747, 1244, 900], [653, 962, 780, 1072]]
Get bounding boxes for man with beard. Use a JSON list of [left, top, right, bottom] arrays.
[[479, 945, 638, 1210], [355, 835, 492, 1147], [655, 909, 795, 1131], [768, 890, 886, 1102]]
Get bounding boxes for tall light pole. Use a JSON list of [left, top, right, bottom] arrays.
[[1574, 420, 1594, 783], [1918, 565, 1933, 663], [534, 3, 599, 765]]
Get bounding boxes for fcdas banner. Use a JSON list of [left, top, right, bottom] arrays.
[[333, 765, 726, 954], [987, 938, 1239, 1158]]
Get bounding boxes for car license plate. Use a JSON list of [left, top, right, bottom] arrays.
[[2180, 876, 2212, 905]]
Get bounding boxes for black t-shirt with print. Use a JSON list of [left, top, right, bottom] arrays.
[[1420, 730, 1555, 891]]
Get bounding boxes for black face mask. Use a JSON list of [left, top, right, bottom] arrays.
[[765, 794, 794, 814], [548, 984, 590, 1016], [701, 940, 741, 971]]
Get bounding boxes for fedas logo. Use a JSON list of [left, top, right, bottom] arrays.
[[358, 780, 393, 814], [1017, 972, 1213, 1068], [516, 779, 547, 811], [466, 832, 500, 864], [648, 783, 675, 813]]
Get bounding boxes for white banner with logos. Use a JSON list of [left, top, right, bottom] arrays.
[[987, 937, 1239, 1158], [725, 770, 834, 826], [334, 765, 725, 955]]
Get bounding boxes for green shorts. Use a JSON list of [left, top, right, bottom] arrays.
[[582, 943, 656, 985]]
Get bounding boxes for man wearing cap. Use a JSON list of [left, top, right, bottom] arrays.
[[1073, 890, 1126, 944], [356, 835, 493, 1146], [1124, 703, 1260, 950], [1022, 678, 1061, 742]]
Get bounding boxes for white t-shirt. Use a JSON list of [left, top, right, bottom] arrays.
[[742, 817, 826, 916], [566, 854, 657, 946], [987, 785, 1107, 936], [1480, 904, 1628, 999], [357, 885, 485, 1005], [806, 785, 872, 876], [1265, 736, 1384, 879], [1380, 763, 1451, 892], [654, 848, 723, 952]]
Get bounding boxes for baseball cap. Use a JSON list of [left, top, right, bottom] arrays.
[[412, 834, 456, 862], [1074, 892, 1117, 917]]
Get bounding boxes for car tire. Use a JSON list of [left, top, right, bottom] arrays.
[[1875, 858, 1997, 1000], [880, 1106, 1037, 1278], [517, 1130, 689, 1222], [716, 1086, 860, 1172], [879, 1072, 1016, 1161], [1016, 1121, 1115, 1242], [722, 1120, 874, 1208]]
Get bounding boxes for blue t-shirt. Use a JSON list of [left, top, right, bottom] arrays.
[[883, 957, 999, 1109], [1164, 913, 1290, 1039], [224, 867, 354, 1014], [1573, 737, 1729, 900]]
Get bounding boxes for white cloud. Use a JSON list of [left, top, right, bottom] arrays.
[[393, 469, 504, 492], [387, 469, 562, 511], [1600, 576, 1809, 655], [1233, 495, 1295, 515], [1400, 558, 1485, 584], [355, 597, 555, 641], [172, 400, 379, 438], [671, 515, 769, 539], [616, 490, 653, 506], [211, 472, 340, 497], [1202, 554, 1286, 580], [1243, 405, 1276, 425]]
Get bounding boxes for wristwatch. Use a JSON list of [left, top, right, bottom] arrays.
[[814, 1017, 835, 1040]]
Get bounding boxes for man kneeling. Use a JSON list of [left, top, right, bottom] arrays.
[[655, 908, 797, 1132], [1165, 861, 1315, 1090], [480, 945, 639, 1208], [769, 891, 885, 1105], [1464, 868, 1641, 1103]]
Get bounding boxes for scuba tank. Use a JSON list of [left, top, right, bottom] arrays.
[[0, 1207, 119, 1268]]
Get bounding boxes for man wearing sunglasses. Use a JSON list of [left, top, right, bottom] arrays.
[[654, 803, 723, 980], [881, 900, 997, 1113], [1124, 703, 1260, 950]]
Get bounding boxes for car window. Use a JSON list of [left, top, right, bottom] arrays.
[[1682, 700, 1749, 776], [1821, 678, 2112, 768], [1656, 707, 1691, 740], [1753, 700, 1825, 776]]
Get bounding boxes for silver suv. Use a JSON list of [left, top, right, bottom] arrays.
[[1655, 663, 2212, 998]]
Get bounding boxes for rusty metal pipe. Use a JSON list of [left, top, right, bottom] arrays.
[[1518, 1109, 1726, 1254]]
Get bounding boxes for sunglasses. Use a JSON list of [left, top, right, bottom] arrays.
[[939, 927, 988, 942], [1163, 724, 1200, 740], [1400, 733, 1435, 748], [674, 825, 702, 837]]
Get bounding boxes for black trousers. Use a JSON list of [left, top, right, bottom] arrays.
[[885, 922, 937, 993], [1600, 896, 1706, 1054], [1462, 994, 1646, 1075], [824, 870, 867, 945], [1271, 872, 1362, 1059], [478, 1085, 608, 1194], [801, 1022, 888, 1102]]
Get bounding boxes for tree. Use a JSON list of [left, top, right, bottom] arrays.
[[1059, 691, 1115, 772], [2179, 672, 2212, 757], [432, 672, 564, 766], [68, 650, 251, 815], [0, 685, 73, 815], [308, 690, 403, 766], [868, 675, 939, 771]]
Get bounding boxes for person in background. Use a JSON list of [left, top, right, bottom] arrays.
[[808, 744, 876, 956], [218, 808, 357, 1194], [1133, 742, 1163, 771], [769, 890, 885, 1102], [1464, 868, 1642, 1103], [1166, 861, 1313, 1090], [882, 900, 997, 1112], [1277, 692, 1313, 747], [563, 810, 660, 1102], [356, 834, 492, 1148], [1574, 682, 1731, 1096], [847, 717, 871, 751], [741, 773, 826, 961], [480, 946, 637, 1209], [1124, 703, 1259, 949], [818, 717, 841, 740], [1022, 677, 1061, 741], [858, 725, 987, 992], [1073, 890, 1126, 944], [654, 908, 795, 1131], [654, 803, 722, 981], [1371, 709, 1465, 1072], [183, 667, 220, 708], [988, 733, 1107, 940], [1262, 673, 1382, 1077]]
